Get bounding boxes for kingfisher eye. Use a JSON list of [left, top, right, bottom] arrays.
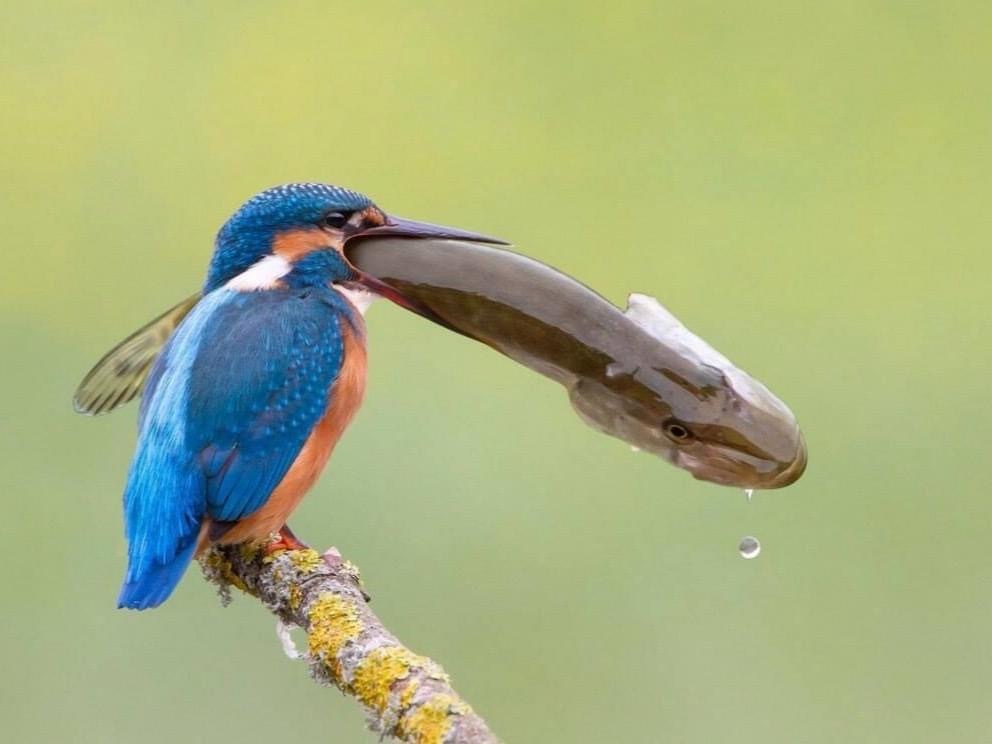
[[663, 420, 693, 442], [321, 211, 353, 229]]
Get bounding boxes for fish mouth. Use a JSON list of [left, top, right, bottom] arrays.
[[678, 430, 807, 489], [765, 432, 807, 488], [343, 217, 509, 325]]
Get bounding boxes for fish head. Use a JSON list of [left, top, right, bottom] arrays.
[[570, 294, 807, 490]]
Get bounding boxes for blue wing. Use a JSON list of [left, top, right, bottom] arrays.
[[189, 290, 346, 521], [119, 287, 349, 609]]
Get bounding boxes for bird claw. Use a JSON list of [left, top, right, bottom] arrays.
[[265, 526, 307, 554]]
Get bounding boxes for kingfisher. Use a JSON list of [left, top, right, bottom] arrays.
[[117, 183, 502, 609]]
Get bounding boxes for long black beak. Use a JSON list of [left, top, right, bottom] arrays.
[[354, 214, 509, 245], [342, 214, 509, 328]]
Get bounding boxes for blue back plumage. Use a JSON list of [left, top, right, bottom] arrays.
[[118, 285, 355, 609], [205, 183, 372, 291], [190, 289, 347, 520]]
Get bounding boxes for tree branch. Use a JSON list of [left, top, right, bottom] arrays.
[[200, 542, 499, 744]]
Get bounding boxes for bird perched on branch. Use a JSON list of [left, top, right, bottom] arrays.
[[118, 183, 502, 609]]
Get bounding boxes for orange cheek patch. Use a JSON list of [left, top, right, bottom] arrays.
[[273, 228, 338, 261], [360, 206, 386, 227]]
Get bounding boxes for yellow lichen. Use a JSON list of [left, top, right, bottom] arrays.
[[398, 694, 467, 744], [399, 678, 421, 711], [425, 665, 451, 684], [202, 551, 250, 595], [287, 583, 302, 612], [289, 548, 322, 574], [238, 542, 260, 561], [352, 646, 424, 712], [341, 559, 363, 585], [307, 593, 363, 679]]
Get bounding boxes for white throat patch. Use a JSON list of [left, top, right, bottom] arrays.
[[336, 285, 377, 315], [226, 254, 292, 291]]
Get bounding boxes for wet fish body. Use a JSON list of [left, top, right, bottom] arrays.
[[346, 238, 807, 489]]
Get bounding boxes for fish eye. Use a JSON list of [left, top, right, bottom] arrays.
[[663, 420, 693, 442], [321, 211, 353, 229]]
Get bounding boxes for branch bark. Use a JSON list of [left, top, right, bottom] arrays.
[[200, 542, 499, 744]]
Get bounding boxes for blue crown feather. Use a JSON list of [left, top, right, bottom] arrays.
[[206, 183, 374, 291]]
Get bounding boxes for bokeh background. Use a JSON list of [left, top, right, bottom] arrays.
[[2, 2, 990, 742]]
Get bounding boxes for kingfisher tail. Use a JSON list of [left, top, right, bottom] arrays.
[[117, 537, 197, 610]]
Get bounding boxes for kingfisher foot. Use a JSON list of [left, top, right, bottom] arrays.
[[265, 525, 307, 554]]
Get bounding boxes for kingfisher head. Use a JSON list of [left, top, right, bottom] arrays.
[[206, 182, 504, 300]]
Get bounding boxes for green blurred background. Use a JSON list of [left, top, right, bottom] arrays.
[[2, 2, 990, 742]]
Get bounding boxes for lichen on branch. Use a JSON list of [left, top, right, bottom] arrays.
[[200, 542, 498, 744]]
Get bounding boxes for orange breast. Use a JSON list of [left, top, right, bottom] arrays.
[[216, 318, 367, 545]]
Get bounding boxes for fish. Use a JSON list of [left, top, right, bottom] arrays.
[[346, 238, 806, 489], [73, 239, 806, 489]]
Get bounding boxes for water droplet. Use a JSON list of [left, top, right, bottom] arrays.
[[744, 488, 754, 503], [738, 536, 761, 559]]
